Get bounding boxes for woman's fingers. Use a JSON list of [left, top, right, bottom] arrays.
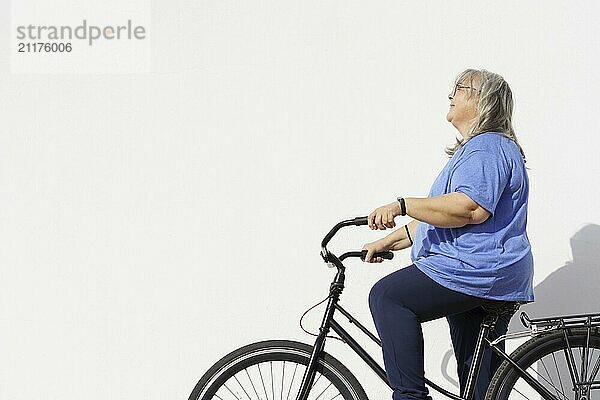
[[368, 211, 376, 229], [363, 242, 386, 263], [386, 210, 396, 228], [382, 212, 390, 228], [369, 204, 398, 230], [373, 212, 380, 229], [375, 211, 386, 230]]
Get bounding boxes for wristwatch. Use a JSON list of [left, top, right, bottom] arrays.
[[397, 197, 407, 216]]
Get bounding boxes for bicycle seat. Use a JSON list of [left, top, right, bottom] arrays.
[[481, 300, 522, 317]]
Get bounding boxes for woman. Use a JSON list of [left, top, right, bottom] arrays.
[[362, 68, 534, 400]]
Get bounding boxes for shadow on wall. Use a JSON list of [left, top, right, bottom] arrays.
[[510, 223, 600, 332], [440, 223, 600, 388]]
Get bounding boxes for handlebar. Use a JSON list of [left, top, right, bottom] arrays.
[[320, 216, 368, 253], [320, 216, 394, 271]]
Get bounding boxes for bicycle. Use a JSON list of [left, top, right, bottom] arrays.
[[189, 216, 600, 400]]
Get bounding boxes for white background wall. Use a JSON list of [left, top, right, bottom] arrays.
[[1, 1, 600, 399]]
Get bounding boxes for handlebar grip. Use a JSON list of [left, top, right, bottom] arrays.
[[361, 249, 394, 261], [354, 216, 369, 226]]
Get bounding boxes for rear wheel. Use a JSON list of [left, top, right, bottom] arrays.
[[486, 328, 600, 400], [189, 340, 368, 400]]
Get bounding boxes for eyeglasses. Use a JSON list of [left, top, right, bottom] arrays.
[[451, 83, 480, 97]]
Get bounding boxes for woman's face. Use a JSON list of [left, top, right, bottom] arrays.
[[446, 78, 479, 137]]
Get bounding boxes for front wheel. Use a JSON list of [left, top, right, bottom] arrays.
[[486, 328, 600, 400], [189, 339, 368, 400]]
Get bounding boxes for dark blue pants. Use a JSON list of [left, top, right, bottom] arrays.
[[368, 264, 513, 400]]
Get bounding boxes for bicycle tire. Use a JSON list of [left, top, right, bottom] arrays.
[[486, 328, 600, 400], [188, 339, 369, 400]]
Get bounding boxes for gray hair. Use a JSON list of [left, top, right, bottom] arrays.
[[445, 68, 526, 162]]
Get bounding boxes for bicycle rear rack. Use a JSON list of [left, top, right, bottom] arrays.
[[489, 311, 600, 347], [520, 311, 600, 334]]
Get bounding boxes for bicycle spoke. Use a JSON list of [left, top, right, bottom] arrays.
[[313, 382, 333, 400], [224, 383, 243, 400], [311, 372, 323, 389], [527, 358, 569, 398], [511, 385, 532, 400], [552, 351, 567, 400], [563, 332, 580, 386], [590, 352, 600, 384], [257, 363, 269, 400], [509, 353, 572, 400], [540, 356, 565, 400], [588, 347, 596, 380], [581, 345, 588, 383], [244, 368, 262, 400], [326, 393, 343, 400], [280, 361, 285, 400], [320, 391, 343, 400], [233, 374, 253, 400], [271, 362, 275, 400], [285, 363, 298, 400]]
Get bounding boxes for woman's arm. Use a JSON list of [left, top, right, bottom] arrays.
[[380, 219, 420, 251], [368, 192, 490, 230], [362, 219, 419, 262], [404, 193, 490, 228]]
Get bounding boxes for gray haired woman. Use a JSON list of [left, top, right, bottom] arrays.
[[362, 69, 534, 400]]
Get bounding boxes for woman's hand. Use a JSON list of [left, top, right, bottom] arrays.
[[362, 239, 391, 263], [368, 201, 401, 230]]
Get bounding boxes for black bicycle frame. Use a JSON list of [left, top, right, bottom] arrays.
[[294, 217, 563, 400], [294, 271, 560, 400]]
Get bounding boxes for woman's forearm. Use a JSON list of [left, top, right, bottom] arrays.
[[404, 193, 478, 228], [382, 219, 420, 251]]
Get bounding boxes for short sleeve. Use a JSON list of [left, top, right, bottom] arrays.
[[449, 149, 509, 217]]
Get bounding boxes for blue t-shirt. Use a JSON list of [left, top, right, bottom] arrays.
[[410, 132, 534, 302]]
